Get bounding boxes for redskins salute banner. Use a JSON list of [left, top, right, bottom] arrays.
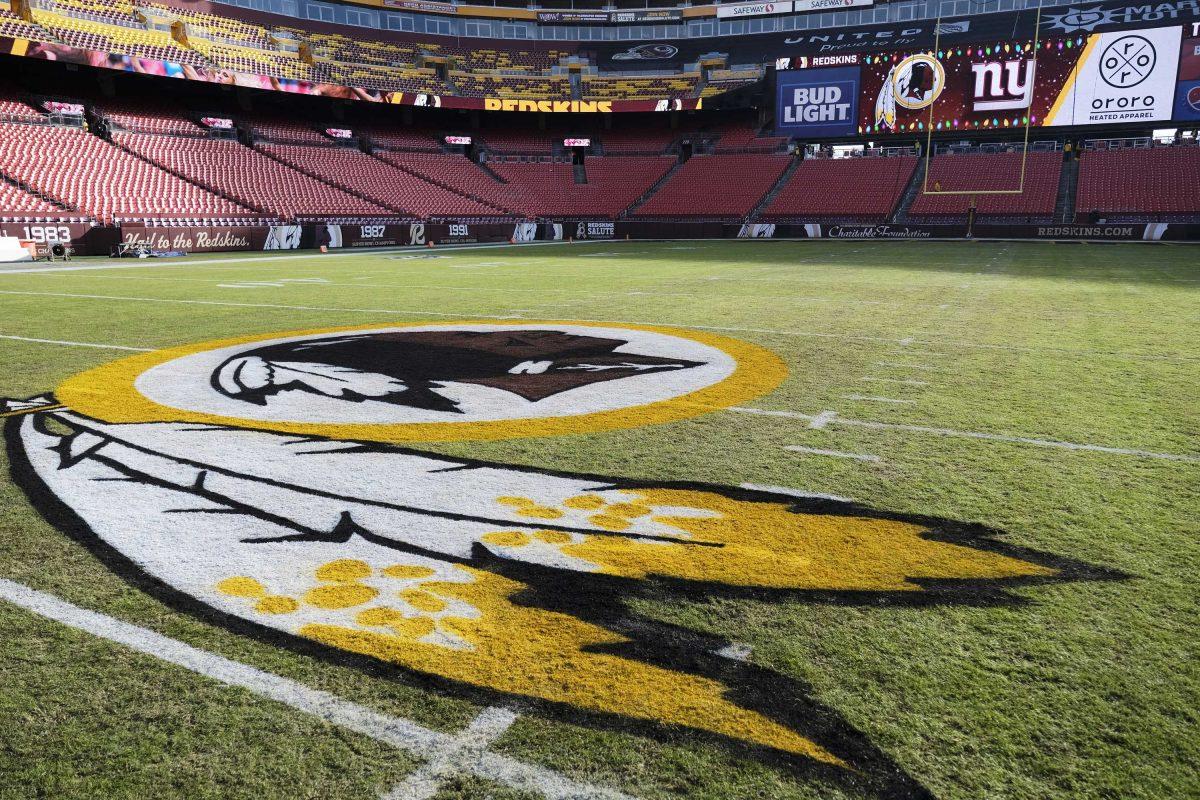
[[3, 319, 1104, 795]]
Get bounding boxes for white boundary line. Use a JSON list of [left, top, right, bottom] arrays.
[[0, 578, 634, 800], [0, 290, 522, 319], [841, 395, 916, 405], [0, 241, 579, 275], [0, 334, 153, 351], [733, 407, 1200, 463]]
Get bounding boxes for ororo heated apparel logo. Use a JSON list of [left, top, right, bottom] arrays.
[[3, 320, 1104, 796], [1100, 34, 1156, 88]]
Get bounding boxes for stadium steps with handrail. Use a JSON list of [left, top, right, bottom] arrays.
[[890, 154, 929, 223], [573, 161, 587, 184], [253, 143, 409, 214], [112, 134, 270, 214], [748, 156, 800, 221], [475, 159, 509, 184], [0, 169, 78, 214], [619, 157, 684, 217], [1054, 155, 1079, 223], [374, 152, 520, 216]]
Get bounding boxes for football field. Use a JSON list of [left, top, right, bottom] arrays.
[[0, 239, 1197, 800]]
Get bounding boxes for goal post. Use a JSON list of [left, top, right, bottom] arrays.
[[919, 0, 1046, 197]]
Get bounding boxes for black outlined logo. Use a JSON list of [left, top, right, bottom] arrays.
[[1100, 35, 1156, 88]]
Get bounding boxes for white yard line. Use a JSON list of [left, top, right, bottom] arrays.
[[0, 241, 577, 275], [0, 334, 152, 351], [875, 361, 937, 371], [859, 377, 930, 386], [841, 395, 917, 405], [381, 706, 519, 800], [0, 578, 633, 800], [784, 445, 882, 463], [0, 290, 522, 319], [733, 407, 1200, 463]]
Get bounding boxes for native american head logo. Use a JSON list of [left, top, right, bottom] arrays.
[[875, 53, 947, 130], [3, 320, 1109, 797], [211, 329, 703, 412]]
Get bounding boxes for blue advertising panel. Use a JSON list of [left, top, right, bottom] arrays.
[[776, 66, 860, 138], [1175, 30, 1200, 120]]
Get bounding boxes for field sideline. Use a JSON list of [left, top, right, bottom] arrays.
[[0, 239, 1197, 800]]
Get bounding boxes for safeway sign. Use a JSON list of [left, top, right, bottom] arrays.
[[716, 0, 871, 17], [717, 1, 793, 19]]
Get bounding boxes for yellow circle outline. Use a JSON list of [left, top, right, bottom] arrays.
[[56, 320, 787, 442], [891, 53, 946, 111]]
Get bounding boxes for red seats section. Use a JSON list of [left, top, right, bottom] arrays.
[[361, 126, 442, 152], [1076, 146, 1200, 216], [489, 157, 675, 218], [375, 151, 521, 215], [764, 157, 916, 221], [262, 144, 508, 218], [99, 102, 205, 136], [599, 127, 679, 154], [244, 116, 330, 145], [480, 130, 556, 154], [115, 132, 389, 219], [0, 181, 71, 220], [709, 119, 787, 153], [0, 123, 251, 223], [908, 151, 1061, 219], [633, 154, 789, 218], [0, 96, 44, 122]]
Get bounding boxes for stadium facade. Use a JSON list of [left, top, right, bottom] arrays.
[[0, 0, 1197, 256]]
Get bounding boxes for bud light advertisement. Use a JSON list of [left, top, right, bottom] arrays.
[[776, 67, 860, 137]]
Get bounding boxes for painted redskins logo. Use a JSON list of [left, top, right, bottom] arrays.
[[2, 320, 1101, 795]]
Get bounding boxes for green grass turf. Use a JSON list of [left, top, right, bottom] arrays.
[[0, 240, 1196, 800]]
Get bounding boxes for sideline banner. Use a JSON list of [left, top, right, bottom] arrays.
[[118, 225, 302, 253], [0, 222, 116, 256]]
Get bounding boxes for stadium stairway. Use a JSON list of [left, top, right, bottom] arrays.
[[112, 133, 270, 216], [748, 156, 800, 221], [1054, 156, 1079, 224], [573, 162, 587, 185], [253, 143, 410, 216], [372, 151, 520, 217], [0, 171, 77, 215], [890, 156, 929, 223], [620, 156, 685, 217]]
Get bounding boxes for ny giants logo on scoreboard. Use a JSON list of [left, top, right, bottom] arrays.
[[970, 58, 1037, 111]]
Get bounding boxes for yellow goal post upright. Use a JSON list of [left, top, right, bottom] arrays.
[[919, 0, 1046, 200]]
